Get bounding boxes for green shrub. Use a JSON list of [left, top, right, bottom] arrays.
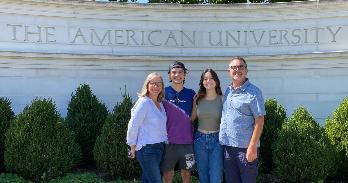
[[109, 181, 139, 183], [66, 84, 108, 166], [325, 97, 348, 179], [4, 98, 80, 181], [108, 180, 139, 183], [48, 173, 105, 183], [273, 107, 338, 182], [94, 93, 140, 179], [0, 173, 33, 183], [0, 98, 15, 172], [259, 99, 286, 174], [172, 171, 199, 183]]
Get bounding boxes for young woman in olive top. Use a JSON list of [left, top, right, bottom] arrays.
[[191, 68, 223, 183]]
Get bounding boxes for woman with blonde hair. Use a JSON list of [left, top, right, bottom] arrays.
[[127, 72, 167, 183]]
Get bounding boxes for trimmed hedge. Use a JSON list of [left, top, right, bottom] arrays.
[[326, 97, 348, 156], [259, 99, 286, 174], [66, 84, 108, 167], [325, 97, 348, 179], [94, 93, 140, 179], [0, 172, 140, 183], [273, 107, 338, 182], [0, 98, 15, 172], [4, 98, 80, 181], [0, 173, 32, 183]]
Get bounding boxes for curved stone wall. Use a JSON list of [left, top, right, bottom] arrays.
[[0, 0, 348, 122]]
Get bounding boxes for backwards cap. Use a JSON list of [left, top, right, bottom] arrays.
[[168, 61, 187, 74]]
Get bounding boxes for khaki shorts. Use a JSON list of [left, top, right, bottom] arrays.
[[161, 144, 195, 171]]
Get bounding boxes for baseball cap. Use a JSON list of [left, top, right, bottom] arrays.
[[168, 61, 187, 73]]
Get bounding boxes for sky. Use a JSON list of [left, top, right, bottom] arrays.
[[95, 0, 275, 4], [96, 0, 148, 3]]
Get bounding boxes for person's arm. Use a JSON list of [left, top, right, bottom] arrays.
[[246, 116, 264, 162], [126, 98, 148, 158], [129, 145, 136, 159], [191, 94, 198, 121]]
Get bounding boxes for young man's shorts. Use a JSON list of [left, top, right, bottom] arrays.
[[161, 144, 195, 171]]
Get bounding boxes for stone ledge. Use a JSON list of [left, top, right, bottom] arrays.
[[1, 0, 347, 22], [1, 50, 348, 61], [8, 0, 348, 10]]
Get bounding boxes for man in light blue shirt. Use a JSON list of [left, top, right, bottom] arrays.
[[219, 57, 266, 183]]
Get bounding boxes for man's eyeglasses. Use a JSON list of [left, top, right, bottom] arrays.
[[229, 65, 246, 70], [149, 81, 163, 86]]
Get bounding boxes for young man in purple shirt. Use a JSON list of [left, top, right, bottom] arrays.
[[162, 61, 196, 183]]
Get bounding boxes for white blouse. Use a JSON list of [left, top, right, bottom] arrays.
[[126, 96, 167, 151]]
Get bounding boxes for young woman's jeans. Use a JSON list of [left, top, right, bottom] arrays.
[[194, 131, 223, 183], [136, 142, 165, 183]]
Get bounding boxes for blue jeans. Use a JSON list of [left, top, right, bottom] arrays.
[[194, 131, 223, 183], [223, 146, 259, 183], [136, 142, 165, 183]]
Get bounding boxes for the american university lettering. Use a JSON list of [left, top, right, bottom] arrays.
[[3, 23, 345, 48], [56, 26, 345, 47]]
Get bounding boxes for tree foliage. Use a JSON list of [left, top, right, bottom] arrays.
[[66, 84, 108, 167], [325, 97, 348, 179], [94, 93, 141, 179], [259, 99, 286, 174], [0, 173, 33, 183], [0, 97, 15, 172], [273, 107, 338, 182]]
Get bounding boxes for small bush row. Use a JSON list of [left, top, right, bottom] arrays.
[[0, 84, 111, 182], [0, 84, 140, 182], [260, 98, 348, 182], [1, 85, 348, 182]]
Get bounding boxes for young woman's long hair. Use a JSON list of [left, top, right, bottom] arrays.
[[196, 68, 222, 104]]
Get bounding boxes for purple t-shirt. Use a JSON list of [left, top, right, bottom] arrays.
[[163, 100, 193, 144]]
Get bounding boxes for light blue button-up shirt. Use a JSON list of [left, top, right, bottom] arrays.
[[219, 79, 266, 148], [127, 96, 167, 151]]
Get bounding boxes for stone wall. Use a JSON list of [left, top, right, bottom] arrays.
[[0, 0, 348, 122]]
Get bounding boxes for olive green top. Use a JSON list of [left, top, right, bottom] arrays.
[[196, 96, 222, 132]]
